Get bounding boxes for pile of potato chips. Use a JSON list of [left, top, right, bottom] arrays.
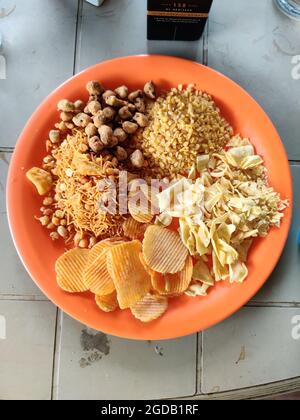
[[55, 224, 194, 322]]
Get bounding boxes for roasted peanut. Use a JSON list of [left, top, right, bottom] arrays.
[[118, 106, 133, 120], [102, 90, 116, 102], [122, 121, 138, 134], [85, 123, 98, 137], [86, 81, 104, 96], [98, 125, 113, 146], [57, 226, 68, 238], [115, 146, 128, 161], [89, 136, 104, 153], [106, 95, 127, 108], [133, 112, 149, 127], [49, 130, 60, 144], [115, 85, 129, 99], [60, 111, 73, 122], [79, 238, 89, 249], [43, 197, 54, 206], [87, 100, 102, 116], [72, 113, 92, 128], [102, 107, 116, 121], [128, 90, 143, 102], [113, 128, 127, 143], [144, 81, 156, 99], [93, 111, 106, 128], [57, 99, 75, 113], [89, 236, 98, 248], [50, 232, 60, 241], [74, 100, 85, 112], [130, 150, 145, 169], [135, 97, 146, 113]]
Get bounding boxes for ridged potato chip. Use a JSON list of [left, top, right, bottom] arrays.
[[130, 293, 168, 322], [128, 191, 153, 224], [123, 217, 147, 240], [143, 225, 188, 274], [95, 292, 118, 313], [84, 248, 115, 295], [151, 256, 193, 295], [107, 240, 151, 309], [139, 252, 155, 276], [56, 248, 89, 293], [88, 237, 127, 265]]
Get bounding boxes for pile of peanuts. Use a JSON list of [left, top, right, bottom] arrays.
[[38, 80, 157, 247], [48, 80, 156, 170]]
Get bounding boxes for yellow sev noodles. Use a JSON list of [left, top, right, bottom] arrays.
[[52, 130, 124, 239]]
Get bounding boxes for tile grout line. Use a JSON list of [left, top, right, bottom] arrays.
[[194, 332, 200, 395], [195, 332, 203, 395], [246, 301, 300, 308], [0, 147, 14, 153], [51, 309, 63, 401], [0, 295, 50, 301], [73, 0, 84, 76]]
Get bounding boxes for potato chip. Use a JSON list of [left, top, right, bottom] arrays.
[[143, 225, 188, 274], [84, 247, 115, 295], [56, 248, 89, 293], [26, 167, 53, 195], [88, 238, 126, 267], [123, 217, 147, 240], [139, 253, 155, 276], [193, 259, 214, 286], [130, 294, 168, 322], [95, 292, 118, 313], [107, 240, 151, 309], [151, 256, 193, 295], [128, 191, 154, 224]]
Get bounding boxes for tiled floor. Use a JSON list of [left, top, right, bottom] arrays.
[[0, 0, 299, 400]]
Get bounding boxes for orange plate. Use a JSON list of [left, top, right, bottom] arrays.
[[6, 56, 293, 340]]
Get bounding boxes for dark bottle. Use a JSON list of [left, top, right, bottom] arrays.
[[147, 0, 213, 41]]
